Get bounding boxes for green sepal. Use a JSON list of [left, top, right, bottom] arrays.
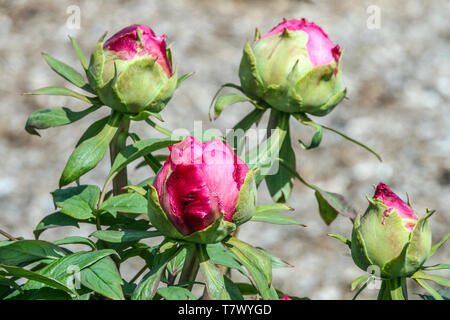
[[292, 52, 344, 116], [357, 198, 410, 271], [232, 168, 258, 226], [328, 233, 351, 249], [146, 66, 178, 114], [183, 217, 236, 245], [382, 210, 433, 278], [147, 185, 184, 240], [351, 210, 374, 272], [86, 33, 107, 91], [238, 41, 265, 100]]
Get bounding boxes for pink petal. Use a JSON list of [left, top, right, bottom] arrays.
[[103, 24, 172, 76], [374, 182, 418, 223], [259, 18, 340, 66], [164, 164, 215, 235]]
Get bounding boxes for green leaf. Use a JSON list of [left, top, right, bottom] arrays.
[[122, 185, 147, 196], [0, 240, 66, 266], [0, 264, 74, 295], [100, 193, 148, 216], [351, 275, 370, 291], [265, 120, 295, 202], [92, 230, 161, 244], [422, 264, 450, 271], [412, 270, 450, 287], [60, 113, 121, 187], [4, 287, 72, 300], [210, 93, 252, 120], [52, 185, 100, 220], [328, 233, 352, 249], [223, 276, 244, 300], [227, 108, 266, 155], [244, 111, 289, 185], [107, 137, 173, 180], [132, 246, 180, 300], [257, 248, 292, 268], [225, 237, 278, 300], [206, 243, 244, 273], [26, 86, 97, 104], [418, 287, 450, 300], [128, 133, 163, 173], [80, 256, 124, 300], [415, 278, 444, 300], [292, 113, 323, 150], [255, 203, 293, 213], [197, 245, 231, 300], [429, 232, 450, 258], [54, 236, 96, 250], [23, 249, 118, 293], [251, 210, 305, 226], [34, 211, 80, 239], [41, 53, 93, 93], [25, 105, 100, 136], [235, 282, 258, 296], [176, 72, 194, 89], [75, 116, 109, 147], [157, 286, 196, 300], [69, 36, 88, 70]]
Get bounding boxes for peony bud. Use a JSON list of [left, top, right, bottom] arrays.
[[148, 136, 257, 244], [87, 24, 177, 114], [280, 296, 292, 300], [239, 18, 345, 116], [351, 182, 433, 278]]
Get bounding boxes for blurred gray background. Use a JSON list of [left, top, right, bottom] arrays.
[[0, 0, 448, 299]]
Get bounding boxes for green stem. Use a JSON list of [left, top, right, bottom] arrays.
[[178, 245, 200, 290], [401, 277, 408, 300], [377, 279, 390, 300], [322, 125, 382, 162], [0, 228, 17, 241], [110, 116, 130, 196], [145, 118, 172, 136], [414, 279, 444, 300], [389, 278, 405, 300]]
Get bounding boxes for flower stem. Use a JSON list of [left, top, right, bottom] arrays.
[[377, 279, 390, 300], [110, 116, 130, 196], [389, 277, 406, 300], [178, 245, 200, 290]]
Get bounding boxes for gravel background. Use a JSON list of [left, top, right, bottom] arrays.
[[0, 0, 448, 299]]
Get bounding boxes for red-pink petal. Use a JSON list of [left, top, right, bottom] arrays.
[[164, 164, 215, 235], [103, 24, 172, 76], [374, 182, 418, 223], [259, 18, 339, 66]]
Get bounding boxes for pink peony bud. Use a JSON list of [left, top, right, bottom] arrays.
[[259, 18, 341, 66], [280, 296, 292, 300], [103, 24, 172, 77], [373, 182, 418, 231], [153, 136, 249, 235]]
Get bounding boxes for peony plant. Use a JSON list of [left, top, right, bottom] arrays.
[[210, 19, 381, 226], [330, 182, 449, 300], [0, 18, 447, 302]]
